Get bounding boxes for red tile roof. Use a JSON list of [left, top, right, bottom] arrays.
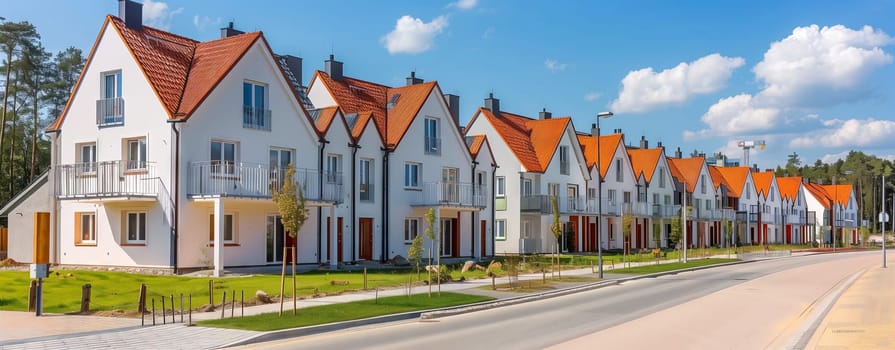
[[714, 166, 751, 198], [803, 182, 832, 209], [822, 184, 853, 207], [626, 148, 663, 183], [708, 166, 733, 196], [473, 108, 570, 173], [578, 133, 624, 178], [48, 16, 276, 131], [312, 71, 437, 148], [666, 157, 706, 193], [350, 111, 379, 141], [751, 171, 776, 199], [313, 106, 341, 134], [776, 176, 803, 202], [467, 135, 486, 159]]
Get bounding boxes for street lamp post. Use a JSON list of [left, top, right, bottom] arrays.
[[682, 180, 688, 263], [595, 111, 613, 279], [882, 175, 887, 268]]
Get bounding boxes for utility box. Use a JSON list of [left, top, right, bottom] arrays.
[[30, 263, 48, 279]]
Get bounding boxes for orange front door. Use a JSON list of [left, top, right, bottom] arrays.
[[359, 218, 373, 260]]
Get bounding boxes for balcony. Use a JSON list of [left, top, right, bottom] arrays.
[[243, 106, 272, 131], [187, 161, 343, 203], [359, 183, 374, 202], [96, 97, 124, 126], [624, 202, 652, 216], [410, 182, 485, 209], [424, 137, 441, 155], [56, 160, 157, 200]]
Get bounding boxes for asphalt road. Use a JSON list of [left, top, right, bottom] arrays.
[[239, 252, 874, 350]]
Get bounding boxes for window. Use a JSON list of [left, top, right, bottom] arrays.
[[424, 118, 439, 154], [495, 220, 506, 240], [567, 185, 579, 210], [404, 162, 421, 188], [326, 154, 341, 184], [548, 183, 560, 197], [359, 159, 373, 201], [653, 193, 659, 204], [404, 218, 420, 242], [125, 212, 147, 244], [211, 140, 237, 174], [243, 81, 269, 130], [770, 188, 775, 202], [78, 143, 97, 173], [125, 138, 147, 170], [209, 214, 236, 243], [522, 179, 533, 197], [496, 176, 506, 197], [706, 200, 712, 210], [658, 168, 666, 188], [559, 146, 570, 175], [608, 190, 616, 204], [588, 188, 597, 200], [746, 187, 751, 200], [98, 70, 123, 126], [637, 187, 647, 203], [664, 195, 671, 205], [623, 191, 631, 204], [700, 175, 706, 194], [75, 212, 96, 245], [615, 158, 624, 182]]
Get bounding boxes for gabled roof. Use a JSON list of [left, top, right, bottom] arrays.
[[822, 184, 853, 207], [48, 16, 279, 131], [0, 171, 48, 217], [751, 171, 776, 199], [776, 176, 803, 202], [708, 166, 735, 197], [349, 111, 378, 141], [578, 133, 624, 178], [666, 157, 706, 193], [714, 166, 751, 198], [803, 182, 832, 209], [312, 106, 341, 134], [472, 108, 570, 173], [467, 135, 486, 159], [626, 148, 663, 184], [311, 71, 437, 148]]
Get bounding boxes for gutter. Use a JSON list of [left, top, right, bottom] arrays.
[[167, 118, 185, 273], [317, 140, 328, 264], [381, 147, 391, 262], [471, 160, 477, 258], [349, 142, 359, 262]]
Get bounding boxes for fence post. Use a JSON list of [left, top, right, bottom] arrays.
[[363, 267, 368, 290], [138, 284, 147, 314], [28, 280, 37, 312], [188, 294, 192, 326], [230, 290, 235, 318], [241, 290, 244, 317], [208, 280, 213, 306], [151, 298, 156, 325], [180, 294, 184, 323], [220, 292, 226, 319], [80, 284, 92, 313], [170, 294, 175, 324], [161, 297, 166, 324]]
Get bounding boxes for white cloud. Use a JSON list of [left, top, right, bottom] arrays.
[[790, 118, 895, 149], [754, 24, 893, 107], [610, 53, 745, 114], [382, 15, 448, 55], [545, 58, 567, 72], [193, 15, 222, 31], [584, 91, 601, 102], [684, 94, 780, 140], [820, 151, 850, 164], [142, 0, 183, 30], [449, 0, 479, 10]]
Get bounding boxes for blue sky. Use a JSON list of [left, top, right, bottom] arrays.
[[7, 0, 895, 169]]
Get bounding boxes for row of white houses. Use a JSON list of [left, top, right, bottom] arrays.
[[0, 1, 860, 274]]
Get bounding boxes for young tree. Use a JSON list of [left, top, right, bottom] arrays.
[[652, 222, 661, 248], [622, 211, 633, 260], [549, 196, 562, 278], [406, 233, 424, 296], [670, 216, 682, 259], [270, 164, 308, 316], [424, 208, 436, 297]]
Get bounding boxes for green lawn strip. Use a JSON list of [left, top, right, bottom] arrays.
[[197, 292, 493, 331], [608, 258, 738, 274], [0, 267, 489, 314]]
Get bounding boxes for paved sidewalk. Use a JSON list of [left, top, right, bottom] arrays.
[[806, 258, 895, 349]]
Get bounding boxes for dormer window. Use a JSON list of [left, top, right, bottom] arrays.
[[243, 81, 271, 130], [97, 70, 124, 126]]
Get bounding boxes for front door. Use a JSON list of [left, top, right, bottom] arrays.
[[441, 218, 453, 257], [267, 215, 296, 263], [359, 218, 373, 260], [480, 220, 487, 257], [337, 217, 344, 262]]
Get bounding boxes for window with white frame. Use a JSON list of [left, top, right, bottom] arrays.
[[496, 176, 505, 197], [404, 162, 421, 188], [75, 212, 96, 245], [559, 146, 570, 175], [326, 154, 342, 184], [658, 168, 666, 188], [98, 70, 123, 125], [404, 218, 420, 242], [653, 193, 659, 204], [623, 191, 631, 204], [211, 140, 237, 174], [359, 158, 373, 201], [548, 183, 560, 197], [125, 137, 147, 170], [243, 81, 269, 130], [588, 188, 597, 200], [125, 211, 147, 244], [615, 158, 623, 182], [424, 118, 439, 154], [664, 195, 671, 205], [495, 220, 506, 240], [700, 175, 706, 194], [78, 143, 97, 173], [522, 178, 533, 197], [608, 189, 617, 204], [209, 213, 236, 243]]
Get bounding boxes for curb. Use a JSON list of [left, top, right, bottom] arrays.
[[221, 258, 754, 348]]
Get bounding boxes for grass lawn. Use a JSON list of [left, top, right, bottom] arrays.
[[609, 258, 737, 274], [483, 275, 601, 293], [0, 267, 490, 314], [197, 292, 492, 331]]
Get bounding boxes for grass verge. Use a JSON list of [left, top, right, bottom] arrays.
[[609, 258, 737, 274], [197, 292, 493, 331]]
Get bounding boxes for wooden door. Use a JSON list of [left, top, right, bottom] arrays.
[[337, 217, 344, 262], [359, 218, 373, 260], [480, 220, 486, 257]]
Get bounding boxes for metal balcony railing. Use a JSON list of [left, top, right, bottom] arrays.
[[243, 106, 272, 131], [96, 97, 124, 126], [359, 183, 374, 202], [411, 182, 486, 208], [187, 161, 343, 203], [56, 160, 157, 199], [424, 137, 441, 155]]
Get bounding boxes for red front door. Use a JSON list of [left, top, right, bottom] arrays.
[[480, 220, 487, 257], [337, 217, 344, 262], [359, 218, 373, 260]]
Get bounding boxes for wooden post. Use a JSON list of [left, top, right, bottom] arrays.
[[220, 292, 226, 319], [138, 284, 147, 314], [80, 284, 92, 313], [279, 246, 286, 316], [292, 247, 297, 315], [188, 294, 192, 325], [28, 280, 36, 312], [241, 290, 244, 317], [180, 294, 184, 324], [363, 267, 368, 290], [230, 290, 235, 318], [151, 298, 156, 325], [208, 280, 214, 306], [170, 294, 175, 324], [161, 297, 166, 324]]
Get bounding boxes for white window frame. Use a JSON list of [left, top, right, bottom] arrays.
[[102, 70, 122, 99], [496, 176, 506, 197], [404, 162, 421, 189], [327, 154, 342, 184], [424, 118, 439, 154], [209, 213, 237, 243], [495, 219, 507, 240], [125, 211, 147, 244], [125, 137, 147, 170], [404, 218, 420, 242], [359, 158, 373, 201], [77, 212, 96, 245], [243, 81, 268, 110], [559, 146, 569, 175], [658, 168, 665, 188], [78, 142, 97, 173], [211, 140, 238, 175], [615, 158, 623, 182]]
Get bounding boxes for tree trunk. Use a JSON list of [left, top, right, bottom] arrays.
[[30, 75, 39, 181], [0, 50, 13, 176], [8, 74, 19, 196]]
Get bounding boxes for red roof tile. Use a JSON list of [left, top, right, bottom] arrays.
[[713, 166, 751, 198], [803, 182, 832, 209], [475, 108, 570, 173], [313, 106, 340, 134], [468, 135, 486, 159], [666, 157, 706, 193], [776, 176, 803, 202], [578, 133, 624, 178], [626, 148, 663, 183], [751, 171, 775, 199]]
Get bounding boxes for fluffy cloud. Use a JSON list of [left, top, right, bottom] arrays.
[[449, 0, 478, 10], [142, 0, 183, 30], [545, 59, 567, 72], [193, 15, 222, 31], [790, 118, 895, 149], [584, 91, 601, 102], [754, 25, 893, 107], [382, 15, 448, 54], [610, 53, 744, 113], [684, 94, 780, 140]]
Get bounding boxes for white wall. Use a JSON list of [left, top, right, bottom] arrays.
[[5, 180, 52, 263]]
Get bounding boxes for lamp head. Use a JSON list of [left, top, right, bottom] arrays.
[[597, 111, 614, 118]]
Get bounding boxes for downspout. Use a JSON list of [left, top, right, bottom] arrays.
[[470, 160, 478, 258], [167, 118, 184, 273], [47, 129, 61, 265], [349, 142, 359, 262], [381, 147, 391, 262], [317, 140, 328, 264], [490, 162, 497, 257]]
